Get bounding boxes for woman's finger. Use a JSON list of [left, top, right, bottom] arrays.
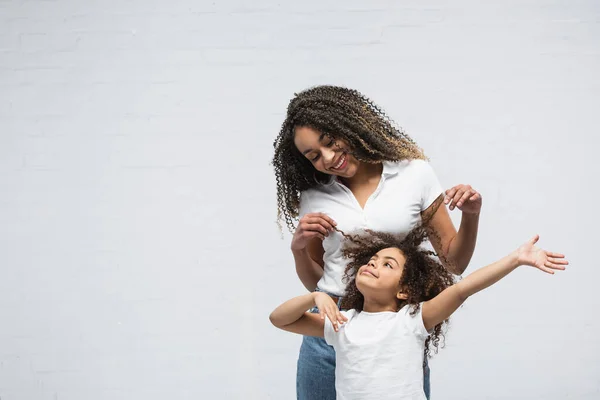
[[316, 213, 337, 228], [450, 189, 466, 210], [302, 223, 329, 236], [469, 192, 481, 202], [444, 187, 458, 203], [456, 190, 474, 208], [304, 216, 335, 232], [547, 252, 565, 259], [301, 230, 325, 242]]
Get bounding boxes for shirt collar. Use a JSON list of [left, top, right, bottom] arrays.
[[329, 161, 397, 186], [382, 161, 399, 177]]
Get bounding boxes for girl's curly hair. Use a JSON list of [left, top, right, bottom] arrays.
[[339, 225, 456, 360], [272, 85, 427, 232]]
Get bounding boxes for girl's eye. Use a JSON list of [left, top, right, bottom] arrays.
[[311, 154, 320, 162], [385, 263, 393, 269], [325, 139, 335, 147]]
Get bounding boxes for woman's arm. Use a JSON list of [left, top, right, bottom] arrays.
[[269, 292, 347, 336], [424, 185, 482, 275], [293, 238, 325, 291], [421, 235, 568, 331], [291, 213, 336, 291]]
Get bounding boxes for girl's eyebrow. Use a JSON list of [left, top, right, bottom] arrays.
[[382, 256, 398, 264]]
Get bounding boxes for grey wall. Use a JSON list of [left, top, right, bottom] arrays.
[[0, 0, 597, 399]]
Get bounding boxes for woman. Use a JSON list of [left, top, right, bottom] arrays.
[[272, 85, 482, 400]]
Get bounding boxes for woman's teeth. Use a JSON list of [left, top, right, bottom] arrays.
[[334, 154, 346, 169]]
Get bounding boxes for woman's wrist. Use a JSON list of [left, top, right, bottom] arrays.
[[461, 210, 481, 219]]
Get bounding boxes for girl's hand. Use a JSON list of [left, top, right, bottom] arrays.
[[444, 184, 482, 215], [312, 292, 347, 332], [291, 213, 337, 251], [516, 235, 569, 274]]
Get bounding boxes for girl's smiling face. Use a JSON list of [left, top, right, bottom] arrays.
[[356, 247, 407, 302]]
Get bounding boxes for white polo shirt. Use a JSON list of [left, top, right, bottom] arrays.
[[299, 159, 443, 296]]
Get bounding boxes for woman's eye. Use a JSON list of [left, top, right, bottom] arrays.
[[325, 139, 335, 147], [311, 154, 320, 162], [385, 263, 392, 269]]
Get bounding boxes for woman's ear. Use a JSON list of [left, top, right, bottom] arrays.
[[396, 291, 408, 300]]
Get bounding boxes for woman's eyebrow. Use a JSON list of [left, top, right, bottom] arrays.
[[301, 133, 327, 155]]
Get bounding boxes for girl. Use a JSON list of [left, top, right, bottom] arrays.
[[270, 227, 567, 400], [272, 85, 482, 399]]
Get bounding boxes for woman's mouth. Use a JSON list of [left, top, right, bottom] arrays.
[[331, 153, 348, 171]]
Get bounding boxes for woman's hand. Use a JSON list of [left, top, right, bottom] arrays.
[[312, 292, 347, 332], [515, 235, 569, 274], [444, 184, 482, 215], [291, 213, 337, 251]]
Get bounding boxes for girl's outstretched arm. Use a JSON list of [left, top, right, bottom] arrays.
[[269, 292, 348, 337], [422, 235, 568, 331]]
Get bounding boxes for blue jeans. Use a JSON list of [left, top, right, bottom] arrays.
[[296, 299, 431, 399]]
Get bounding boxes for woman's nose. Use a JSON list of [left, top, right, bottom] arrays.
[[322, 148, 336, 166]]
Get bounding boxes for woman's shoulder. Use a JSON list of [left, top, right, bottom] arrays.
[[384, 158, 435, 175]]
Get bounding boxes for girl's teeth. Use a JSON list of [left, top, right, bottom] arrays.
[[335, 154, 345, 168]]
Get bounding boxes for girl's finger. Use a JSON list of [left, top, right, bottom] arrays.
[[529, 235, 540, 245], [548, 257, 568, 265], [547, 252, 565, 258], [319, 309, 325, 320], [538, 265, 555, 274], [545, 261, 566, 270]]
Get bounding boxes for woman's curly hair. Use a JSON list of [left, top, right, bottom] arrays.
[[338, 225, 456, 360], [272, 85, 427, 232]]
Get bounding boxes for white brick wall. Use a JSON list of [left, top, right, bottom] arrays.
[[0, 1, 598, 399]]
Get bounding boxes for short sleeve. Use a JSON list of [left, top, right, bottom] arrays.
[[399, 303, 431, 340], [298, 191, 312, 219], [324, 310, 355, 346], [417, 160, 444, 211]]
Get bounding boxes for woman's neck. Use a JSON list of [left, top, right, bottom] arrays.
[[339, 161, 383, 187], [361, 296, 398, 313]]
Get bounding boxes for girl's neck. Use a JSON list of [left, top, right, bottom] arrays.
[[362, 297, 398, 313], [339, 161, 382, 187]]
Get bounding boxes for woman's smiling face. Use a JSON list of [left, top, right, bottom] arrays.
[[293, 126, 360, 179]]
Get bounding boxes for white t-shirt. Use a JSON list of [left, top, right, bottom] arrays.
[[299, 159, 444, 296], [324, 305, 430, 400]]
